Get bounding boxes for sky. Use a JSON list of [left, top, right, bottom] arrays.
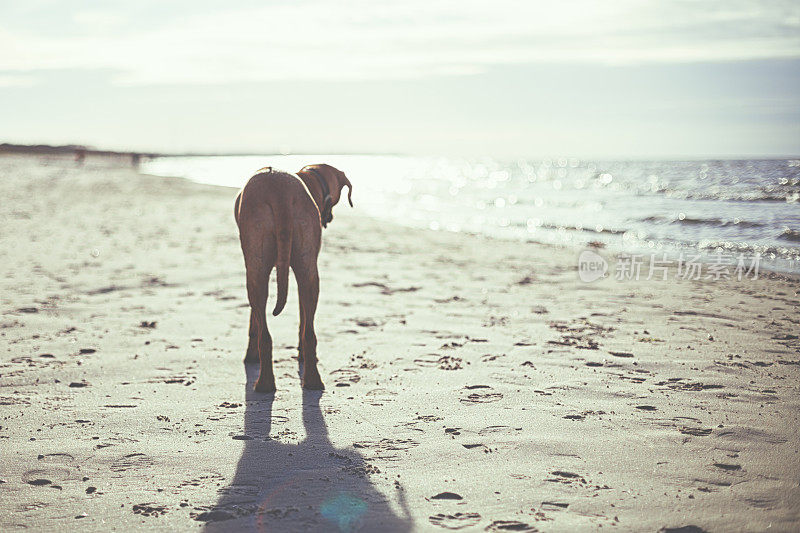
[[1, 0, 799, 158]]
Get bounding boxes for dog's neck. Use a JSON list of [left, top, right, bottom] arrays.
[[297, 171, 323, 210], [297, 169, 331, 226]]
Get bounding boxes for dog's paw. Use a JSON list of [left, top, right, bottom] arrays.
[[253, 378, 276, 393], [244, 346, 259, 364], [301, 376, 325, 390]]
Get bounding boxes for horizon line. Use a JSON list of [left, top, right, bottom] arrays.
[[2, 142, 798, 162]]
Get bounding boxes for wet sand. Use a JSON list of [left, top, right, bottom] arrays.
[[1, 154, 799, 531]]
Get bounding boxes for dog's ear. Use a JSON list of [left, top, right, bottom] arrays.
[[338, 171, 353, 207]]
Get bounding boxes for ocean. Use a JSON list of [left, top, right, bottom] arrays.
[[142, 155, 800, 274]]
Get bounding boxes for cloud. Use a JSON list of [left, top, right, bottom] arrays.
[[1, 0, 799, 84]]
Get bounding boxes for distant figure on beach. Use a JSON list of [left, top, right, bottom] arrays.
[[131, 153, 141, 168], [74, 148, 86, 166]]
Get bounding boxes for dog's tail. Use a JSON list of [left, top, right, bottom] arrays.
[[271, 199, 292, 316]]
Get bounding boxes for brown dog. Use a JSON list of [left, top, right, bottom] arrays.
[[234, 164, 353, 392]]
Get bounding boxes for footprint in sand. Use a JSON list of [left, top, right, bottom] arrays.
[[352, 438, 419, 461], [23, 467, 72, 489], [429, 512, 481, 529], [478, 425, 522, 436], [216, 483, 261, 499], [541, 501, 569, 511], [679, 427, 712, 437], [609, 351, 634, 358], [23, 452, 78, 489], [353, 316, 388, 328], [460, 386, 503, 405], [657, 380, 723, 392], [132, 503, 168, 517], [441, 341, 465, 349], [330, 368, 361, 387], [365, 388, 397, 405], [192, 505, 257, 523], [37, 452, 75, 464], [155, 375, 196, 386], [461, 392, 503, 404], [417, 414, 444, 422], [485, 519, 537, 531], [349, 353, 378, 369], [430, 492, 463, 500], [18, 501, 50, 512], [351, 281, 420, 296], [110, 452, 155, 472], [0, 396, 31, 406], [415, 354, 463, 370], [712, 463, 742, 472], [546, 470, 587, 486], [565, 410, 604, 420]]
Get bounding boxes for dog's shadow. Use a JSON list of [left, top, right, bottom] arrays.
[[201, 364, 412, 532]]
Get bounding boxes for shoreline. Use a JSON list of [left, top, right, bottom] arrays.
[[1, 153, 799, 531], [138, 153, 800, 278]]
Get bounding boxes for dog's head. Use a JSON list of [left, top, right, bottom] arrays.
[[300, 164, 353, 227]]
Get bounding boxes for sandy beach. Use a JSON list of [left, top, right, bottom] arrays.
[[1, 153, 799, 532]]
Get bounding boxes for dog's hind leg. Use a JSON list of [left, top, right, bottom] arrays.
[[294, 261, 307, 364], [246, 261, 276, 392], [236, 192, 259, 364], [244, 308, 259, 363], [296, 264, 323, 390], [297, 291, 306, 366]]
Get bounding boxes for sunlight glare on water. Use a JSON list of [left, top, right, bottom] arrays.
[[143, 155, 800, 273]]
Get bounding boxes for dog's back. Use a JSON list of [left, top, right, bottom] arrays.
[[235, 168, 320, 316], [235, 168, 298, 226]]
